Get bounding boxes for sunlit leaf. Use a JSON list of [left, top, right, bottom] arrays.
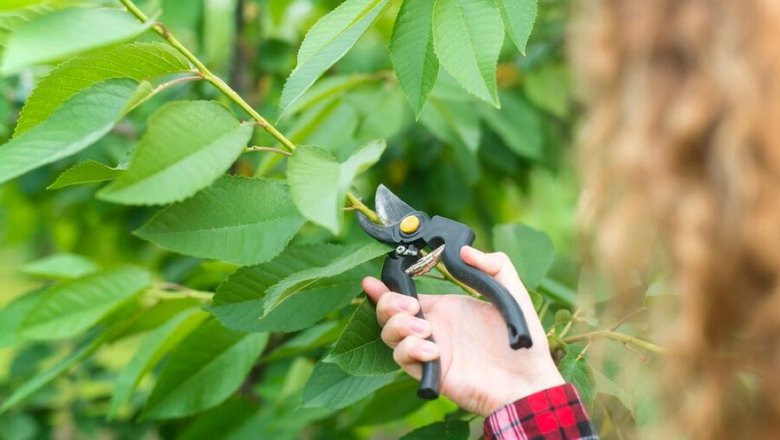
[[99, 101, 253, 205], [47, 160, 122, 189], [1, 7, 151, 75], [16, 42, 189, 136], [279, 0, 390, 115], [20, 266, 151, 340], [390, 0, 437, 116], [432, 0, 504, 106], [21, 253, 97, 279], [287, 140, 386, 233], [496, 0, 537, 54], [135, 176, 305, 265], [0, 79, 142, 185]]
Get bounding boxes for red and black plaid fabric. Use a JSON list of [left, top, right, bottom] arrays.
[[483, 384, 598, 440]]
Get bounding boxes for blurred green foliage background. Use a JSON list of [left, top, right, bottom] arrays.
[[0, 0, 660, 438]]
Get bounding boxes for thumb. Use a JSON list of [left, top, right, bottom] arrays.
[[460, 246, 522, 288]]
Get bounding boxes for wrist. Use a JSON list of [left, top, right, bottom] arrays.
[[480, 358, 565, 416]]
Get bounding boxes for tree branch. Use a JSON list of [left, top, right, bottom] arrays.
[[563, 330, 664, 354], [118, 0, 487, 302]]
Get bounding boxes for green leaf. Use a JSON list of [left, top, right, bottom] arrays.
[[559, 344, 595, 404], [211, 244, 372, 333], [262, 241, 388, 316], [202, 0, 238, 73], [0, 0, 51, 12], [353, 378, 426, 426], [432, 0, 504, 106], [287, 140, 386, 233], [420, 96, 481, 152], [0, 412, 37, 440], [264, 321, 342, 362], [0, 289, 43, 348], [349, 84, 410, 141], [176, 398, 258, 440], [282, 74, 373, 118], [47, 160, 122, 189], [399, 419, 470, 440], [141, 319, 268, 419], [20, 266, 151, 340], [0, 332, 104, 414], [539, 278, 577, 306], [325, 300, 396, 376], [1, 7, 152, 75], [109, 309, 208, 418], [592, 367, 633, 410], [0, 78, 142, 186], [493, 223, 555, 291], [20, 253, 97, 279], [480, 92, 544, 159], [99, 101, 253, 205], [390, 0, 437, 116], [279, 0, 390, 115], [15, 42, 190, 135], [301, 362, 395, 409], [0, 4, 50, 57], [135, 176, 305, 265], [496, 0, 537, 54], [524, 63, 570, 118]]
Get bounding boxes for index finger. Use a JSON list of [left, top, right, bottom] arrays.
[[362, 276, 391, 303]]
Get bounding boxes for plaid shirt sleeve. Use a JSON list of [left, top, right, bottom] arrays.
[[483, 384, 599, 440]]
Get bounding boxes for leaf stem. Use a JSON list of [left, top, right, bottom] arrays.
[[244, 145, 292, 156], [118, 0, 295, 152], [151, 282, 213, 301], [118, 0, 486, 302], [563, 330, 664, 354], [150, 73, 203, 95], [346, 192, 380, 223]]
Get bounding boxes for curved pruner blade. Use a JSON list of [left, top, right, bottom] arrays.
[[375, 184, 415, 225], [357, 212, 396, 245]]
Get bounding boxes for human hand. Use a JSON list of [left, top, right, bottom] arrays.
[[362, 246, 564, 417]]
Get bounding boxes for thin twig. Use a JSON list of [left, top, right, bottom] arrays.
[[152, 282, 213, 301], [151, 73, 203, 95], [610, 307, 648, 332], [563, 330, 664, 354], [244, 146, 292, 156], [119, 0, 389, 224]]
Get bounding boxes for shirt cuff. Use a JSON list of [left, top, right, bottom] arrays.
[[483, 383, 598, 440]]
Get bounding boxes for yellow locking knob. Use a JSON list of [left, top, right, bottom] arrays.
[[399, 215, 420, 234]]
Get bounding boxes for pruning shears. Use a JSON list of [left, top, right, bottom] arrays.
[[357, 185, 533, 400]]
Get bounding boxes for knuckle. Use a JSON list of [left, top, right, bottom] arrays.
[[392, 344, 407, 365], [494, 251, 511, 264]]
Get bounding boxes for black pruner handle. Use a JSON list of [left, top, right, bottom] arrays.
[[424, 216, 533, 349], [381, 253, 441, 399]]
